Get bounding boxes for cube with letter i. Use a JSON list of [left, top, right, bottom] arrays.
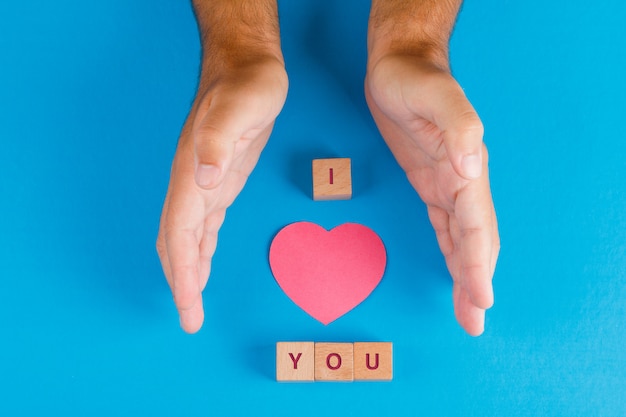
[[312, 158, 352, 201]]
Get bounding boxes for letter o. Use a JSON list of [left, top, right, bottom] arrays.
[[326, 353, 342, 370]]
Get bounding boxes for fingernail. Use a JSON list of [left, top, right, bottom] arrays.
[[462, 154, 482, 179], [195, 164, 221, 188]]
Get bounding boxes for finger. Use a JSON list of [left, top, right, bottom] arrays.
[[427, 205, 454, 259], [156, 192, 173, 291], [179, 295, 204, 334], [441, 108, 484, 181], [428, 205, 462, 283], [404, 72, 484, 180], [453, 282, 486, 336], [197, 209, 226, 291], [192, 102, 239, 190], [490, 206, 500, 278], [192, 91, 274, 190], [165, 228, 204, 333], [197, 237, 215, 293], [430, 206, 489, 336], [446, 213, 463, 283], [455, 151, 495, 310]]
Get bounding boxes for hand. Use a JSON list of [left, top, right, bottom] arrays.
[[157, 58, 288, 333], [365, 55, 499, 336]]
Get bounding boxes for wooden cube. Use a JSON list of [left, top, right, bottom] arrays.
[[276, 342, 315, 382], [353, 342, 393, 381], [312, 158, 352, 201], [314, 343, 354, 381]]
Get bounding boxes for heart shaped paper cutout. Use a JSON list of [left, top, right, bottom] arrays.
[[269, 222, 386, 325]]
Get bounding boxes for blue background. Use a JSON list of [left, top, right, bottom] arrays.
[[1, 0, 625, 415]]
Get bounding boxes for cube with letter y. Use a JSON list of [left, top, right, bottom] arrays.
[[276, 342, 315, 382]]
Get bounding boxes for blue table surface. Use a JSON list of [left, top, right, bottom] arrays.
[[1, 0, 625, 415]]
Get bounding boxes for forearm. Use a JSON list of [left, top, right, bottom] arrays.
[[192, 0, 284, 79], [368, 0, 462, 70]]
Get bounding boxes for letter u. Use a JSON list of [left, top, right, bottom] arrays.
[[365, 353, 379, 370]]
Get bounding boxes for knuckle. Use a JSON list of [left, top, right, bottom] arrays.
[[494, 236, 501, 254], [450, 111, 484, 140], [174, 289, 198, 311], [460, 226, 483, 239], [156, 234, 167, 259]]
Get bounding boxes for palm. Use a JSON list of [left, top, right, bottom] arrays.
[[365, 55, 499, 335], [157, 60, 288, 333]]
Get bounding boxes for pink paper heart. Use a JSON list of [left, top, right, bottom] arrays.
[[269, 222, 386, 325]]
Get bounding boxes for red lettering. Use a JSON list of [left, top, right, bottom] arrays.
[[326, 353, 342, 370], [366, 353, 379, 370], [329, 168, 334, 185], [289, 352, 302, 369]]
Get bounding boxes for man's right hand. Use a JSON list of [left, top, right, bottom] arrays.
[[156, 0, 287, 333]]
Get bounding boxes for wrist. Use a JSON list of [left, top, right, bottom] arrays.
[[367, 0, 462, 72], [367, 34, 450, 74], [193, 0, 285, 81], [199, 27, 285, 75], [199, 49, 286, 92]]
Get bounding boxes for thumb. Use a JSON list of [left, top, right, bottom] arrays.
[[428, 78, 485, 180], [192, 98, 248, 190], [442, 110, 484, 180]]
